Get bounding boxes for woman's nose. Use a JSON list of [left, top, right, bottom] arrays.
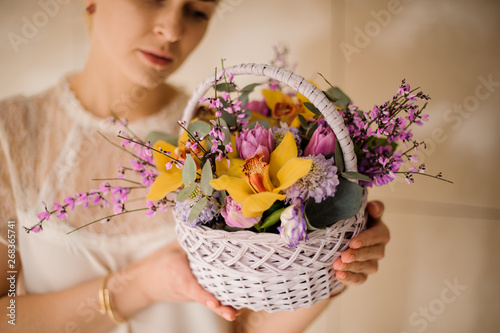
[[154, 9, 184, 42]]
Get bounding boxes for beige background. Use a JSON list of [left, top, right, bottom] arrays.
[[1, 0, 499, 332]]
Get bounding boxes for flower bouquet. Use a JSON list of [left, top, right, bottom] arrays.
[[29, 61, 450, 313]]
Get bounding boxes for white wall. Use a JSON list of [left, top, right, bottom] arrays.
[[1, 1, 499, 332]]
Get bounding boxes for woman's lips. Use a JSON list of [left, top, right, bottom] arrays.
[[139, 50, 173, 68]]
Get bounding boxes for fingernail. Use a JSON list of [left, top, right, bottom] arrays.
[[337, 271, 347, 280], [206, 301, 216, 309], [348, 254, 355, 262], [222, 313, 233, 321], [352, 240, 363, 248]]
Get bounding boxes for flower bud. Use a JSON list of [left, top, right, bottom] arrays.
[[221, 196, 261, 228], [277, 200, 308, 247], [235, 123, 275, 163], [304, 119, 336, 157]]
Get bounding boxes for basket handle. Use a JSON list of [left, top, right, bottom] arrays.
[[181, 63, 358, 172]]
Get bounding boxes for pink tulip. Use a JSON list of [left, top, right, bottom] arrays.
[[221, 196, 261, 228], [304, 119, 336, 156], [235, 123, 275, 163]]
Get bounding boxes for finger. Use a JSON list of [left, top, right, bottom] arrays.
[[340, 244, 386, 263], [188, 280, 240, 321], [366, 200, 384, 220], [335, 259, 379, 275], [349, 219, 390, 249], [335, 271, 367, 285]]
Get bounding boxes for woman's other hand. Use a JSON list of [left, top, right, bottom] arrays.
[[333, 200, 390, 285]]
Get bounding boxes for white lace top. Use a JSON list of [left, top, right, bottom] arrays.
[[0, 77, 231, 333]]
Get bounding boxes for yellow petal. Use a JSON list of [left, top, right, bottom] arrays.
[[242, 192, 286, 217], [153, 140, 178, 172], [269, 132, 298, 184], [147, 170, 183, 201], [210, 175, 253, 204], [215, 157, 245, 178], [262, 89, 291, 110], [274, 158, 312, 192]]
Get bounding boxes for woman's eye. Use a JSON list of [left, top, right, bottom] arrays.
[[187, 9, 209, 21]]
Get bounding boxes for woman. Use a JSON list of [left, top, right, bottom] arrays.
[[0, 1, 390, 332]]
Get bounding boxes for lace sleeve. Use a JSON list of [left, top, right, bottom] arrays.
[[0, 99, 21, 245]]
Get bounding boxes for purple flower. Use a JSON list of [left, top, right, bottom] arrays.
[[235, 123, 275, 163], [221, 196, 261, 228], [63, 196, 76, 211], [304, 119, 336, 157], [277, 200, 308, 247], [244, 99, 270, 116]]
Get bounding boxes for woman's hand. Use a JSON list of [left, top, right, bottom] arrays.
[[333, 200, 390, 285], [129, 241, 240, 321]]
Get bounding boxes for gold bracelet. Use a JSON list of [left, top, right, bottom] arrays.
[[98, 272, 128, 325]]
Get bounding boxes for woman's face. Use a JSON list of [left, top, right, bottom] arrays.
[[89, 0, 216, 87]]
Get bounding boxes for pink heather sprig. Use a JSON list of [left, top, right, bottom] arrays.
[[26, 182, 145, 234]]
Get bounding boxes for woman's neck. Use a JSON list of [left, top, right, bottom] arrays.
[[69, 54, 173, 122]]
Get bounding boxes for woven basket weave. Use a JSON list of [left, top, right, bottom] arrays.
[[175, 64, 367, 313]]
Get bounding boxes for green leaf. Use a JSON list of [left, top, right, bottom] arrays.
[[305, 215, 324, 231], [304, 177, 363, 229], [304, 102, 322, 116], [177, 183, 197, 202], [323, 90, 337, 103], [215, 82, 237, 92], [188, 120, 212, 139], [189, 197, 208, 223], [182, 154, 197, 186], [200, 161, 214, 196], [240, 82, 261, 93], [218, 118, 231, 145], [334, 140, 345, 173], [145, 131, 178, 146], [328, 87, 352, 109], [259, 208, 284, 230], [341, 171, 371, 182], [298, 113, 309, 129]]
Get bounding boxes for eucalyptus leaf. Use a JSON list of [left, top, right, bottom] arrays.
[[145, 131, 178, 146], [177, 183, 197, 202], [328, 87, 352, 109], [200, 161, 214, 196], [217, 118, 231, 145], [304, 177, 363, 229], [215, 82, 237, 92], [189, 197, 208, 223], [298, 113, 309, 129], [323, 90, 337, 103], [341, 171, 371, 182], [220, 109, 237, 129], [188, 120, 212, 139], [305, 215, 324, 231], [334, 140, 345, 173], [182, 154, 197, 186], [240, 82, 261, 93], [304, 102, 322, 116]]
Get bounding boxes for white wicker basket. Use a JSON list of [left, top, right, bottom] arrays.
[[175, 64, 367, 313]]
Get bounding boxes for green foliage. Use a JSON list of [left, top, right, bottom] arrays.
[[200, 161, 214, 196], [145, 131, 178, 146], [182, 154, 197, 186], [177, 183, 197, 202], [304, 177, 363, 229]]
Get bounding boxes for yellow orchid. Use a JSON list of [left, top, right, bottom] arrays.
[[262, 89, 316, 126], [147, 131, 203, 201], [210, 132, 312, 218]]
